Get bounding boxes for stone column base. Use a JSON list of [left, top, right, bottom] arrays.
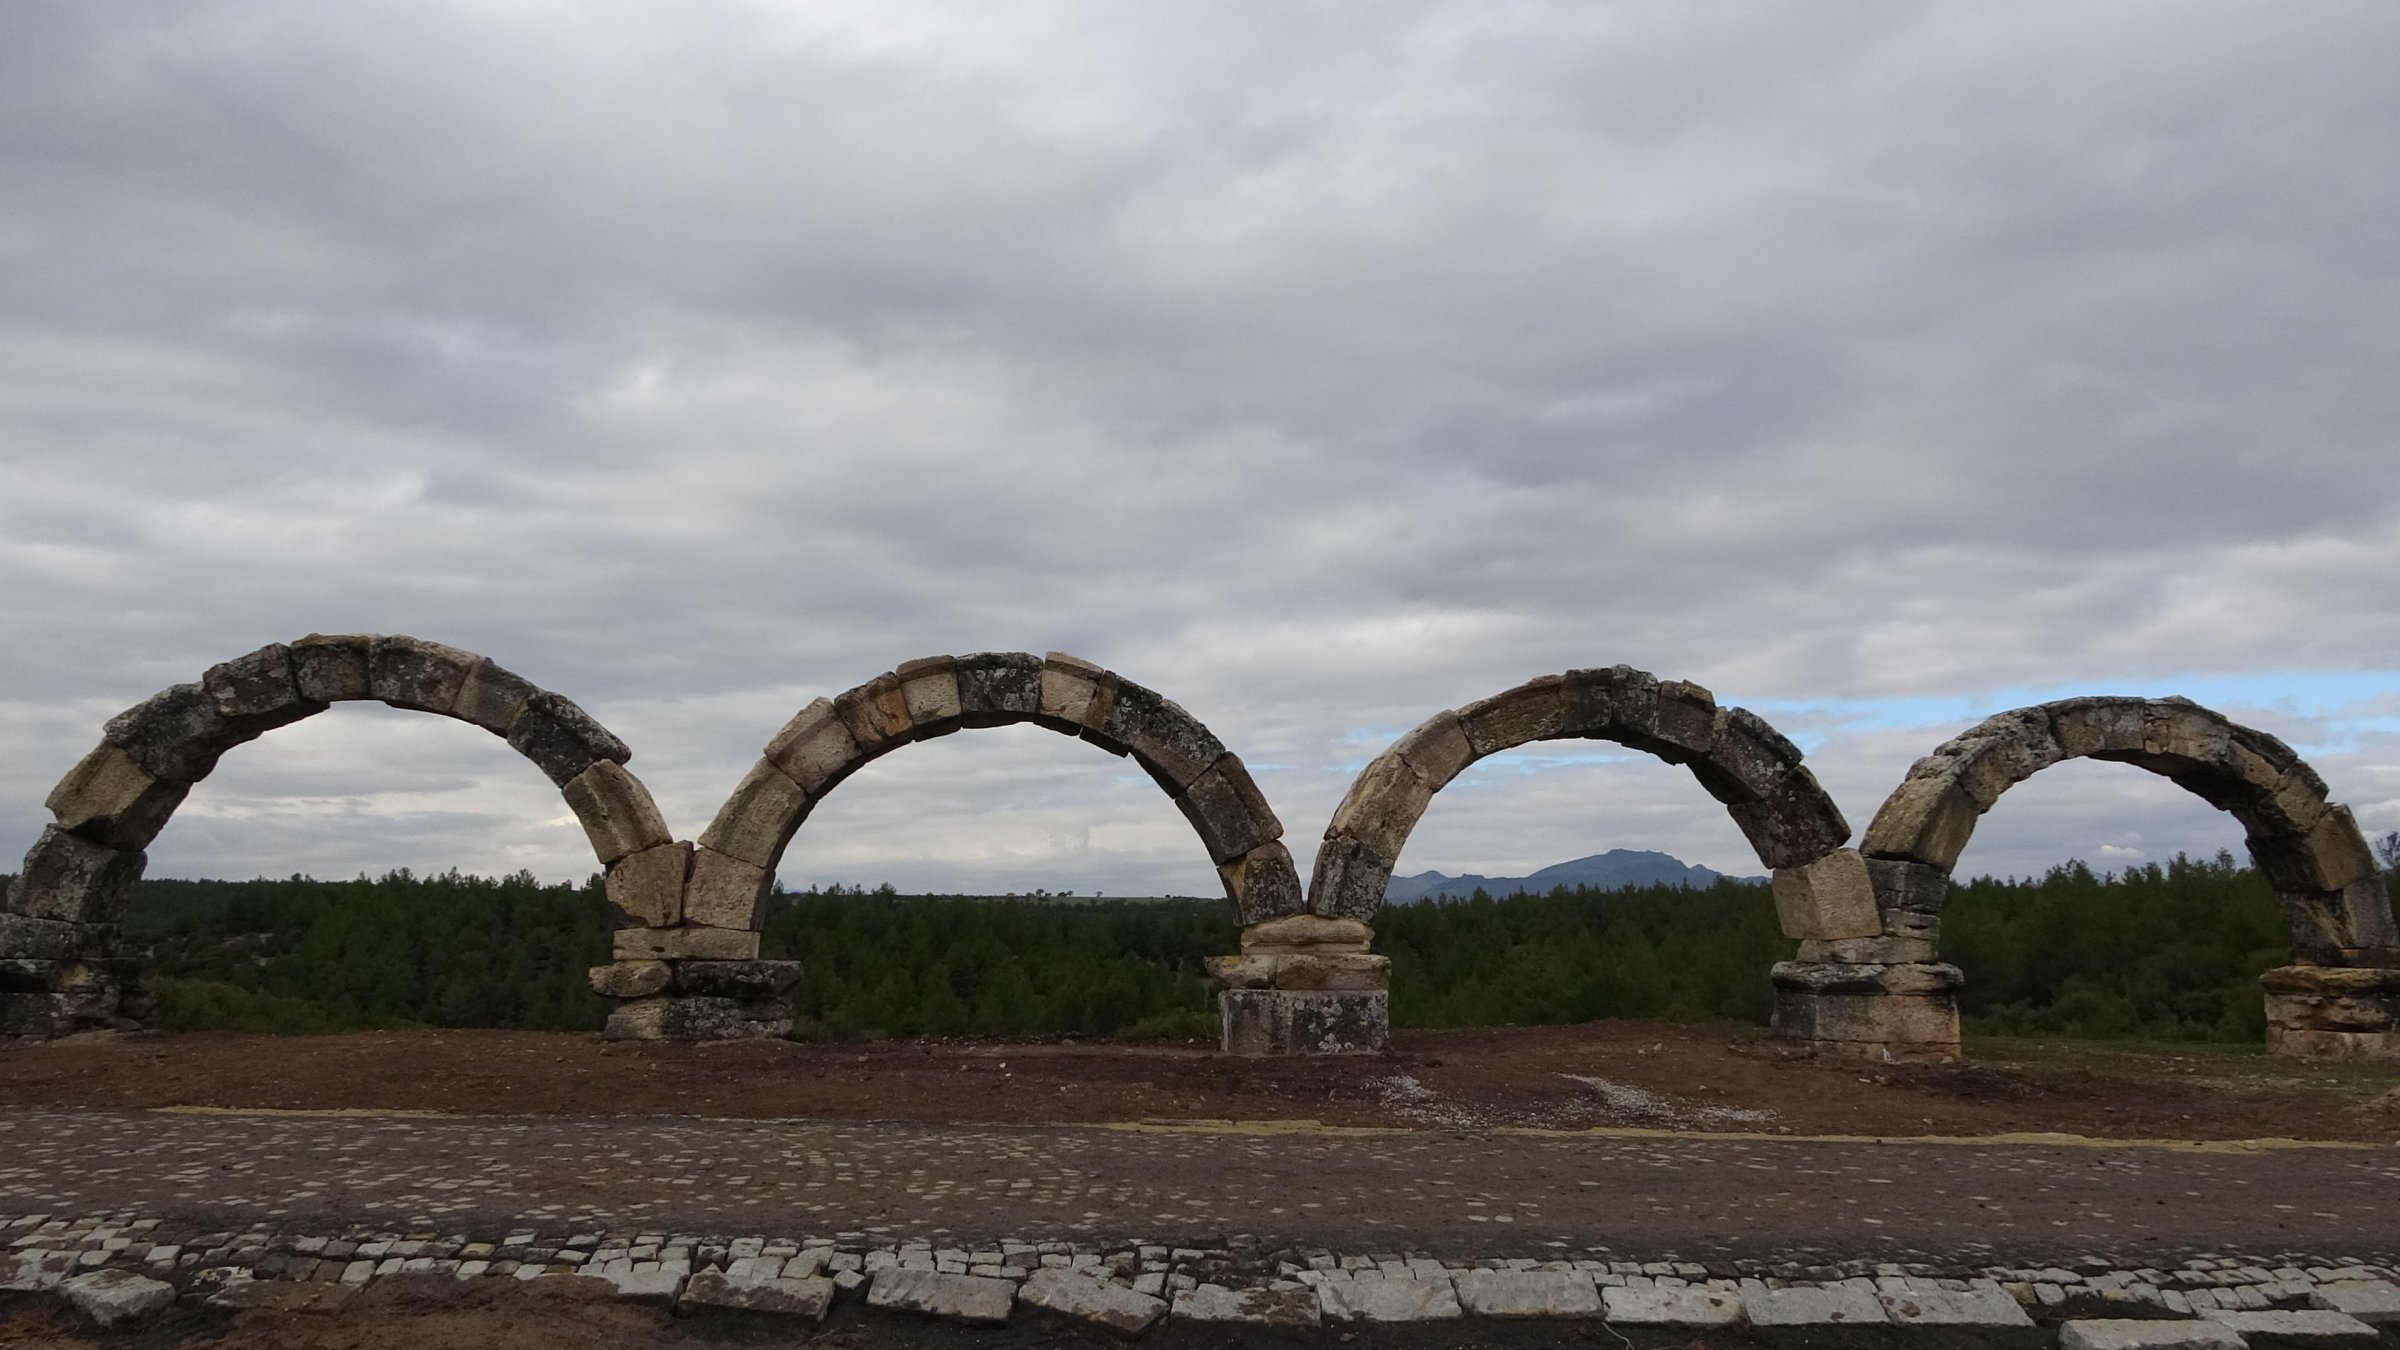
[[592, 958, 802, 1041], [1770, 961, 1963, 1063], [2263, 964, 2400, 1063], [0, 959, 137, 1036], [1219, 989, 1388, 1055]]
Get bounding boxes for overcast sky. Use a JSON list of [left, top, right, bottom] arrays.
[[4, 2, 2397, 898]]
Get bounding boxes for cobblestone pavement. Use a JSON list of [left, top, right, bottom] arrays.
[[2, 1109, 2396, 1268]]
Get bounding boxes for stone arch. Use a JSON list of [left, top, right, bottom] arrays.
[[1855, 696, 2398, 963], [2, 633, 669, 1036], [1308, 665, 1851, 923], [685, 652, 1303, 933]]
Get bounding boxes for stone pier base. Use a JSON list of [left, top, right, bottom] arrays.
[[1770, 960, 1962, 1064], [591, 956, 802, 1041], [1209, 915, 1390, 1055], [2263, 964, 2400, 1062]]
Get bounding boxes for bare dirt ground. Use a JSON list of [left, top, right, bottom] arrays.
[[3, 1020, 2397, 1142]]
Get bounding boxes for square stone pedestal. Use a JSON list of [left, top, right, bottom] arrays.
[[1220, 988, 1389, 1056], [2263, 964, 2400, 1062], [1770, 960, 1962, 1063]]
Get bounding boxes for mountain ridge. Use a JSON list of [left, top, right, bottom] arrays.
[[1384, 848, 1762, 903]]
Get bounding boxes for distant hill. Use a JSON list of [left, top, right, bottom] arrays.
[[1384, 849, 1760, 903]]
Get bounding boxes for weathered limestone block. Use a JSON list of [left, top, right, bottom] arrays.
[[1018, 1267, 1166, 1336], [2230, 756, 2335, 838], [58, 1268, 176, 1327], [614, 925, 760, 962], [1307, 835, 1394, 922], [288, 633, 375, 702], [1772, 960, 1964, 995], [867, 1269, 1016, 1325], [1949, 709, 2067, 809], [1770, 849, 1881, 941], [1455, 1270, 1604, 1318], [1322, 752, 1433, 862], [1727, 764, 1850, 869], [562, 761, 671, 865], [45, 743, 188, 850], [1554, 667, 1616, 737], [1205, 952, 1389, 992], [1458, 676, 1568, 757], [1241, 915, 1372, 952], [0, 988, 121, 1036], [765, 698, 863, 796], [954, 651, 1044, 727], [604, 994, 789, 1042], [1866, 857, 1949, 915], [684, 846, 769, 929], [833, 672, 914, 757], [1216, 841, 1306, 925], [8, 827, 145, 925], [102, 683, 252, 784], [2306, 806, 2380, 892], [2048, 696, 2149, 759], [1883, 908, 1940, 946], [1316, 1272, 1463, 1322], [2260, 965, 2400, 1033], [1173, 1283, 1320, 1326], [1220, 988, 1388, 1055], [604, 842, 688, 928], [2281, 890, 2358, 958], [673, 959, 803, 1000], [0, 913, 120, 961], [2333, 877, 2400, 948], [1771, 962, 1962, 1061], [1625, 678, 1720, 764], [587, 960, 671, 999], [1860, 762, 1978, 871], [2266, 1026, 2400, 1062], [368, 635, 479, 712], [507, 691, 633, 787], [1101, 681, 1226, 792], [894, 656, 964, 738], [451, 658, 537, 733], [1798, 936, 1939, 963], [0, 958, 129, 998], [2060, 1319, 2243, 1350], [2137, 699, 2234, 773], [1392, 710, 1476, 789], [680, 1268, 833, 1319], [200, 643, 323, 731], [1588, 665, 1661, 744], [700, 760, 814, 872], [1603, 1284, 1741, 1326], [1034, 652, 1116, 736], [1692, 706, 1802, 806], [1174, 754, 1281, 864]]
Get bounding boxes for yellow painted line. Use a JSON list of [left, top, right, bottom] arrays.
[[1105, 1118, 2386, 1152], [152, 1105, 457, 1119]]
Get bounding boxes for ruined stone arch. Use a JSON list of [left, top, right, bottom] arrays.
[[2, 634, 668, 1036], [1855, 696, 2398, 963], [685, 652, 1304, 933], [1308, 665, 1851, 923]]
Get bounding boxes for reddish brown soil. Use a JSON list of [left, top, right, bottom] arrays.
[[4, 1020, 2396, 1142]]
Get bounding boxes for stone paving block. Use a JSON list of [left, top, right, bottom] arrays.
[[2204, 1308, 2379, 1340], [1454, 1269, 1601, 1318], [680, 1268, 833, 1318], [1877, 1279, 2032, 1326], [868, 1269, 1016, 1325], [1316, 1272, 1462, 1322], [1018, 1267, 1167, 1336], [58, 1268, 176, 1326], [1171, 1282, 1319, 1326], [1743, 1282, 1888, 1325], [2312, 1280, 2400, 1322], [1603, 1282, 1740, 1326], [2060, 1320, 2245, 1350]]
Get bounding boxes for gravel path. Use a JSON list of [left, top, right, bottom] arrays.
[[3, 1109, 2395, 1268]]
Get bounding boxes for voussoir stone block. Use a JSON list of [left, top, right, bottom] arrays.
[[1174, 754, 1282, 864], [588, 960, 671, 999], [45, 743, 188, 850], [765, 698, 863, 796], [1950, 709, 2068, 809], [1770, 848, 1881, 941], [604, 842, 688, 928], [368, 635, 479, 712], [1458, 676, 1568, 757], [8, 827, 145, 926], [103, 682, 253, 784], [2304, 806, 2380, 892], [614, 925, 761, 962], [700, 759, 813, 872], [1102, 681, 1226, 792], [1308, 835, 1395, 922], [1692, 706, 1803, 805], [200, 643, 322, 730], [1861, 763, 1978, 871], [563, 761, 671, 865], [507, 691, 633, 788], [1392, 710, 1476, 789], [1217, 841, 1306, 924], [2139, 699, 2235, 772], [2048, 696, 2150, 759], [1322, 751, 1433, 861], [1866, 856, 1949, 915], [683, 846, 769, 930], [451, 658, 537, 734], [833, 672, 914, 757], [1728, 764, 1850, 869], [894, 656, 964, 737], [954, 651, 1044, 728], [287, 632, 376, 702], [1629, 678, 1720, 763], [1035, 653, 1115, 735]]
